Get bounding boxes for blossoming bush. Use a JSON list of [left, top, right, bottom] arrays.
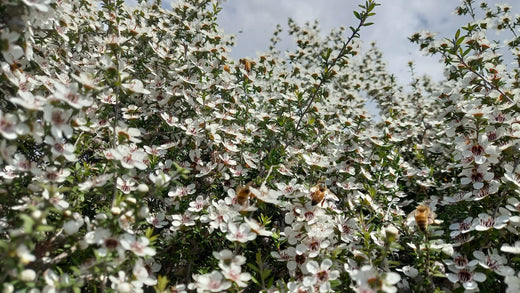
[[1, 0, 520, 292]]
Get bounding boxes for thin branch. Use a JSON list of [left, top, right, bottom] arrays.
[[457, 55, 515, 104], [294, 18, 367, 133]]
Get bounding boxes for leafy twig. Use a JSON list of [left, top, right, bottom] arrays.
[[294, 1, 378, 133], [456, 55, 514, 104]]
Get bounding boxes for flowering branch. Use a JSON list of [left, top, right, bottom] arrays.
[[294, 0, 379, 133], [456, 55, 514, 104]]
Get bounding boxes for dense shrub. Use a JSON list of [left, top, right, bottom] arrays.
[[1, 0, 519, 292]]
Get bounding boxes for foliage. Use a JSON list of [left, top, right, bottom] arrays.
[[0, 0, 520, 292]]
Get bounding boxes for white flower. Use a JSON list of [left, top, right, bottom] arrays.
[[350, 265, 400, 293], [2, 283, 14, 293], [16, 244, 36, 264], [43, 268, 60, 288], [221, 263, 251, 287], [122, 79, 151, 94], [63, 216, 84, 235], [112, 145, 148, 170], [168, 284, 187, 293], [133, 258, 157, 286], [277, 164, 294, 176], [445, 253, 486, 290], [501, 241, 520, 254], [116, 125, 142, 143], [146, 212, 168, 228], [109, 271, 135, 293], [168, 184, 196, 199], [303, 259, 340, 292], [78, 174, 113, 191], [504, 172, 520, 188], [201, 200, 238, 233], [460, 164, 493, 190], [22, 0, 52, 12], [149, 170, 171, 187], [0, 112, 28, 140], [84, 228, 112, 245], [71, 71, 103, 90], [40, 166, 71, 183], [52, 82, 92, 109], [116, 176, 137, 194], [137, 183, 149, 193], [219, 153, 237, 166], [243, 217, 272, 237], [449, 217, 474, 238], [190, 271, 231, 293], [119, 234, 156, 257], [472, 213, 508, 231], [505, 271, 520, 293], [225, 222, 257, 243], [20, 269, 37, 282], [399, 266, 419, 278], [44, 136, 76, 161], [43, 106, 73, 139], [213, 249, 246, 268], [170, 212, 196, 229], [473, 249, 514, 276], [1, 30, 24, 63], [188, 195, 208, 213], [302, 152, 329, 168], [336, 215, 359, 243], [195, 162, 218, 177], [271, 245, 306, 275], [249, 184, 281, 205], [446, 267, 486, 290]]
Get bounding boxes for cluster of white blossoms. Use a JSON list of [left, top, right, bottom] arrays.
[[1, 0, 520, 292]]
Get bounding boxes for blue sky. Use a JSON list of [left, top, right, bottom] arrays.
[[216, 0, 520, 84]]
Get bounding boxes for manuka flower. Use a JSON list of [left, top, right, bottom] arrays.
[[302, 259, 340, 292]]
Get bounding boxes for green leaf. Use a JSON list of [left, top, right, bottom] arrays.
[[433, 272, 448, 278], [20, 214, 34, 233], [247, 263, 259, 273], [330, 279, 342, 288], [321, 48, 332, 60], [256, 250, 263, 264], [250, 275, 259, 285], [145, 227, 155, 238], [267, 276, 275, 288], [353, 11, 361, 20], [36, 225, 55, 232], [263, 268, 272, 278], [456, 36, 465, 46], [154, 275, 169, 292]]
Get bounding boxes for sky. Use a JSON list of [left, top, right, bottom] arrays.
[[216, 0, 520, 85]]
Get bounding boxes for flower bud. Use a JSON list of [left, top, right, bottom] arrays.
[[137, 183, 149, 193], [383, 225, 399, 243], [20, 269, 36, 282]]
